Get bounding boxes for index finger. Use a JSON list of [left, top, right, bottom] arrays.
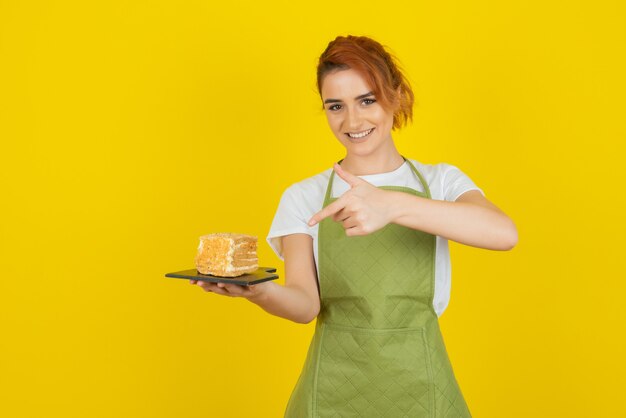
[[308, 198, 346, 226]]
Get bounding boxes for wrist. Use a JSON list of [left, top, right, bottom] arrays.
[[387, 190, 410, 224], [246, 280, 275, 304]]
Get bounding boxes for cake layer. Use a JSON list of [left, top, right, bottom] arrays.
[[195, 233, 258, 277]]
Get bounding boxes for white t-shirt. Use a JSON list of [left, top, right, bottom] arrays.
[[266, 158, 484, 317]]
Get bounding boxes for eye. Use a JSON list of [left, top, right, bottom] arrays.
[[362, 98, 376, 105], [328, 104, 342, 111]]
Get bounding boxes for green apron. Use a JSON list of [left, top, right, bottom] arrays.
[[284, 156, 472, 417]]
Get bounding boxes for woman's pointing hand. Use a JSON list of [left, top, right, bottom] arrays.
[[307, 163, 395, 236]]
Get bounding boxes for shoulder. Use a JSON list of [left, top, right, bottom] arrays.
[[405, 158, 454, 189], [274, 168, 332, 218], [407, 158, 459, 179], [282, 168, 332, 202], [407, 158, 483, 201]]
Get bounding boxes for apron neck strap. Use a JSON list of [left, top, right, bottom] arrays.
[[325, 155, 431, 202]]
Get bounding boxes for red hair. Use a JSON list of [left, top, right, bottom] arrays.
[[316, 35, 415, 130]]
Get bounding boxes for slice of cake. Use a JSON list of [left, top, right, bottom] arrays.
[[195, 233, 258, 277]]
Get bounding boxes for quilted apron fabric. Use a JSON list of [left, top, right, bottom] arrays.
[[284, 157, 472, 417]]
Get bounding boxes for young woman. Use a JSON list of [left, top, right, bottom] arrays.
[[191, 35, 517, 417]]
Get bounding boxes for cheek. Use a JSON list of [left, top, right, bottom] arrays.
[[375, 109, 393, 126], [327, 116, 343, 133]]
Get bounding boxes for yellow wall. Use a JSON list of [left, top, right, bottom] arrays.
[[1, 1, 624, 417]]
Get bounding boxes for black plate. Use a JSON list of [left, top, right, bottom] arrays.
[[165, 267, 278, 286]]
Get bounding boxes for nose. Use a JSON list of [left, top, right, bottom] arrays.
[[345, 107, 363, 131]]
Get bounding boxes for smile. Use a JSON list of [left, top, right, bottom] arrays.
[[346, 128, 374, 139]]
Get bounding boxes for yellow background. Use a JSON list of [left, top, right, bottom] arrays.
[[1, 1, 625, 417]]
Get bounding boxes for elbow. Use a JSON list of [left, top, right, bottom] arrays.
[[501, 234, 518, 251], [296, 304, 320, 324], [294, 315, 316, 325], [498, 219, 518, 251]]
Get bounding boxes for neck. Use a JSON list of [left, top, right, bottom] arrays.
[[339, 145, 405, 176]]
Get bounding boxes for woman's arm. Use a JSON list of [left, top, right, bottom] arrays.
[[194, 233, 320, 323], [309, 163, 517, 251], [246, 233, 320, 323], [389, 189, 518, 251]]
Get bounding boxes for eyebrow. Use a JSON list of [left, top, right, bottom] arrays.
[[323, 91, 374, 104]]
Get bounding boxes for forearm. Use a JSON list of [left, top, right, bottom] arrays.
[[389, 191, 517, 250], [247, 281, 318, 324]]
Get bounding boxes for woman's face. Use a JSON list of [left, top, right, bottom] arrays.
[[320, 68, 395, 157]]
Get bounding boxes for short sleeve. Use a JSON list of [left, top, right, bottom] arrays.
[[441, 163, 485, 202], [266, 184, 314, 260]]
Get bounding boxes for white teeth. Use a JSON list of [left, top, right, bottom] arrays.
[[347, 128, 373, 138]]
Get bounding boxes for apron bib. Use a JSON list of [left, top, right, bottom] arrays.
[[285, 157, 472, 417]]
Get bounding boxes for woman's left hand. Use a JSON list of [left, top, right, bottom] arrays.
[[189, 279, 271, 301], [308, 163, 395, 236]]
